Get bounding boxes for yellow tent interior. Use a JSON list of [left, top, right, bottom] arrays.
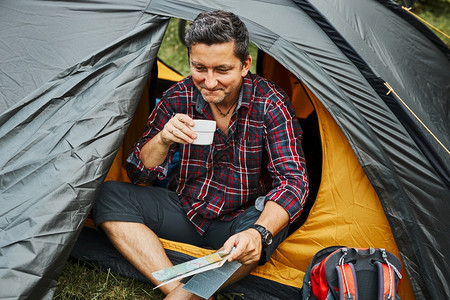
[[84, 55, 414, 299]]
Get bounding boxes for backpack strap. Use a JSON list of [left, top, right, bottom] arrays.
[[375, 249, 403, 300], [375, 261, 394, 300], [309, 246, 344, 299], [335, 262, 358, 300]]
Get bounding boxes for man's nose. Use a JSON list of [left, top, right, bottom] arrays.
[[204, 71, 218, 89]]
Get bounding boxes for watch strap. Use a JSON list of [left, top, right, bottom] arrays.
[[251, 224, 273, 247]]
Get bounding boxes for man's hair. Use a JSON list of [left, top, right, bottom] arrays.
[[185, 10, 250, 65]]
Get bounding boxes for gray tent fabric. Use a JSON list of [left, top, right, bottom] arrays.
[[0, 0, 449, 299]]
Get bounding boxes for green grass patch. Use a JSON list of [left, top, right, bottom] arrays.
[[55, 260, 245, 299], [55, 260, 164, 300]]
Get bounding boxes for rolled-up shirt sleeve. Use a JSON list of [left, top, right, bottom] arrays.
[[126, 99, 177, 184], [263, 97, 309, 224]]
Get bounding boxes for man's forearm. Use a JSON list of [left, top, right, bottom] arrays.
[[254, 201, 289, 236], [138, 114, 197, 169], [139, 132, 171, 169]]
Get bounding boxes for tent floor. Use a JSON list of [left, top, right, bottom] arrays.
[[70, 226, 301, 300]]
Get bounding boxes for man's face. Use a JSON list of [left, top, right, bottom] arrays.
[[189, 41, 251, 105]]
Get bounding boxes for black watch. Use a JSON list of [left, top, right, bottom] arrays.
[[251, 224, 273, 248]]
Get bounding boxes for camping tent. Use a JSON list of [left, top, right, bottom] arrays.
[[0, 0, 448, 299]]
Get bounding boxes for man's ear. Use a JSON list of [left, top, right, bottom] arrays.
[[241, 55, 252, 77]]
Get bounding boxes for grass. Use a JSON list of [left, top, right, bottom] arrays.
[[55, 8, 449, 300], [55, 260, 244, 299], [54, 261, 164, 300]]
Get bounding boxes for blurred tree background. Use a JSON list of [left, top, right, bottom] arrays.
[[396, 0, 449, 46]]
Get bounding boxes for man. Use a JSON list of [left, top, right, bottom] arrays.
[[93, 10, 308, 299]]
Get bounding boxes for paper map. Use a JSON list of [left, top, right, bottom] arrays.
[[152, 249, 232, 288]]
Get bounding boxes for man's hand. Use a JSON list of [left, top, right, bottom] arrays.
[[220, 202, 290, 266], [160, 113, 197, 145], [221, 228, 262, 265], [140, 114, 197, 168]]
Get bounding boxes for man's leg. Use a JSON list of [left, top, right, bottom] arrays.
[[92, 181, 205, 297], [93, 182, 289, 298], [101, 221, 179, 295]]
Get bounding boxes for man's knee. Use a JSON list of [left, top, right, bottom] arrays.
[[97, 220, 125, 238], [99, 220, 148, 239], [99, 220, 116, 231]]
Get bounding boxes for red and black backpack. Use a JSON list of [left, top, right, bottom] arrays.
[[300, 246, 403, 300]]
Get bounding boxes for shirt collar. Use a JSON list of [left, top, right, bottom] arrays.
[[239, 73, 252, 109]]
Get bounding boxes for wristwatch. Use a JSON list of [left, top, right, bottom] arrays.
[[251, 224, 273, 248]]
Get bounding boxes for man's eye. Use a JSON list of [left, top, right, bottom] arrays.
[[217, 69, 229, 73]]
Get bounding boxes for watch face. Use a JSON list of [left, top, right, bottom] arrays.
[[252, 224, 273, 248], [265, 233, 273, 246]]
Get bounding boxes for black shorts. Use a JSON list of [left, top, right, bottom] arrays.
[[92, 181, 289, 264]]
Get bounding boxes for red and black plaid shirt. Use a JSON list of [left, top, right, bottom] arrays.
[[127, 73, 308, 234]]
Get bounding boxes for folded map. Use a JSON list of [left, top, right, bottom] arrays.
[[152, 249, 231, 283]]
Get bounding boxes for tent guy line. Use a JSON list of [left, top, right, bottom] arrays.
[[384, 81, 450, 155]]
